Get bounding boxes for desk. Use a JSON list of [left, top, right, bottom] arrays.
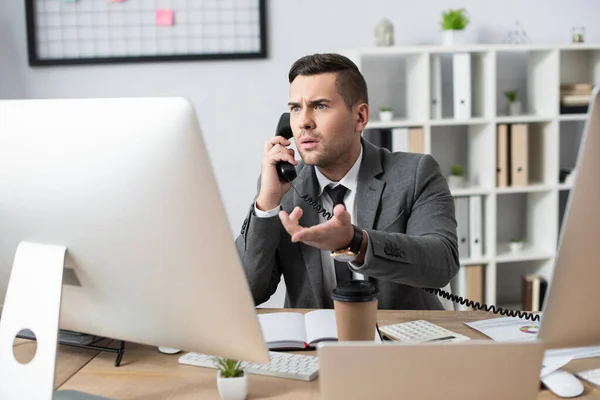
[[14, 310, 600, 399], [12, 338, 100, 389]]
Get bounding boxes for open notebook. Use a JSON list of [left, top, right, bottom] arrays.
[[257, 309, 381, 350]]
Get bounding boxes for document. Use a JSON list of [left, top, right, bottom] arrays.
[[257, 309, 380, 350], [465, 316, 600, 370], [464, 316, 540, 342]]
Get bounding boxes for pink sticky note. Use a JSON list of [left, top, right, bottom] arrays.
[[156, 9, 174, 26]]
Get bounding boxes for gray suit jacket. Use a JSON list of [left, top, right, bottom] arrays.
[[235, 139, 459, 310]]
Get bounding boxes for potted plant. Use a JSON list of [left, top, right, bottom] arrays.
[[448, 164, 465, 188], [441, 8, 469, 46], [379, 107, 393, 121], [504, 90, 522, 116], [215, 357, 247, 400], [509, 238, 524, 252]]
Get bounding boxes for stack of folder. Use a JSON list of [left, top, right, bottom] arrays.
[[496, 124, 529, 187], [455, 195, 482, 260], [560, 83, 593, 114], [522, 274, 547, 311], [390, 127, 425, 153]]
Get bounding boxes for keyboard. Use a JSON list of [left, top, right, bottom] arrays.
[[378, 320, 470, 343], [576, 368, 600, 388], [178, 351, 319, 381]]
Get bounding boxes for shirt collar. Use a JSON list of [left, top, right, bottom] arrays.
[[315, 144, 363, 197]]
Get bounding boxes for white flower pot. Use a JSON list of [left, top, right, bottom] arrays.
[[447, 175, 465, 189], [443, 29, 466, 46], [509, 242, 524, 252], [507, 101, 522, 116], [217, 371, 248, 400], [379, 110, 393, 121]]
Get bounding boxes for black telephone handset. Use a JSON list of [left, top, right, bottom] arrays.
[[271, 113, 540, 322], [275, 112, 297, 183]]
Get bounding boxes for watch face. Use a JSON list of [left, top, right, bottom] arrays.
[[333, 253, 356, 262]]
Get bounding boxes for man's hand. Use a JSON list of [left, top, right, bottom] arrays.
[[278, 204, 354, 251], [256, 136, 298, 211]]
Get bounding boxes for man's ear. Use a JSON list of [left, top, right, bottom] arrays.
[[354, 103, 370, 133]]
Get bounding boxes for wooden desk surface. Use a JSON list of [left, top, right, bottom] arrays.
[[12, 338, 101, 389], [40, 310, 600, 399]]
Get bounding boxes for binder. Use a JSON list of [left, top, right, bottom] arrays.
[[510, 124, 529, 186], [455, 197, 470, 259], [452, 265, 467, 311], [430, 54, 442, 119], [391, 128, 409, 153], [452, 53, 471, 120], [468, 195, 483, 259], [522, 274, 547, 311], [465, 265, 484, 304], [408, 127, 425, 153], [496, 124, 509, 187]]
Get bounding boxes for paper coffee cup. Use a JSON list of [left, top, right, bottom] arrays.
[[331, 280, 379, 341]]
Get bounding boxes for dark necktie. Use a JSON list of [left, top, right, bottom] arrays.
[[324, 184, 353, 285]]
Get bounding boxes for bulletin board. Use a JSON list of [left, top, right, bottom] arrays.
[[25, 0, 267, 66]]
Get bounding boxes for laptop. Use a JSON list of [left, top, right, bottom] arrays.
[[317, 340, 544, 400]]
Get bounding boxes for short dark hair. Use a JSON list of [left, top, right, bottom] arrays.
[[288, 53, 369, 108]]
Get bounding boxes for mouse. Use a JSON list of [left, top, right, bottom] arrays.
[[541, 370, 584, 398], [158, 347, 181, 354]]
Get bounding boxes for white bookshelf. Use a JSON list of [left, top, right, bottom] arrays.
[[344, 43, 600, 309]]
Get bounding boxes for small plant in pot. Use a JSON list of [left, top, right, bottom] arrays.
[[448, 164, 465, 188], [504, 90, 522, 116], [509, 238, 524, 252], [215, 357, 247, 400], [441, 8, 469, 46], [379, 107, 393, 122]]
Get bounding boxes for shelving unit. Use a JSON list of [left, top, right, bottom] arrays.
[[344, 43, 600, 309]]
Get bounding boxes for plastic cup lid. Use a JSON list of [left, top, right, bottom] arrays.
[[331, 280, 379, 302]]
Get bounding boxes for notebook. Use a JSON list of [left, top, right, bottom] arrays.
[[257, 309, 381, 350], [257, 309, 338, 350]]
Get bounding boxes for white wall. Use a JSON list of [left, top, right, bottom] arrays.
[[2, 0, 599, 307]]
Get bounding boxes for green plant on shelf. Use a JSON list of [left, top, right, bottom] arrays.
[[441, 8, 469, 30], [504, 90, 518, 103], [450, 164, 464, 176], [379, 107, 392, 112]]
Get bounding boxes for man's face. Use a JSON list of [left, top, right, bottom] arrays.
[[288, 73, 360, 168]]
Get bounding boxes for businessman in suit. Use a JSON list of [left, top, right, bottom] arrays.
[[236, 53, 459, 310]]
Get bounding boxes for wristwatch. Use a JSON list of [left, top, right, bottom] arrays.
[[331, 225, 363, 262]]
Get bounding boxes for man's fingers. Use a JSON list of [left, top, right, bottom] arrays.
[[265, 136, 291, 152], [268, 144, 297, 166], [289, 206, 303, 224], [279, 210, 302, 238], [333, 204, 352, 225]]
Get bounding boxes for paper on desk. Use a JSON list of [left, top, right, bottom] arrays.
[[540, 355, 573, 378], [464, 316, 540, 342], [465, 316, 600, 368]]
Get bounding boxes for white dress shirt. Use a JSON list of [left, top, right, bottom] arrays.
[[254, 145, 365, 298]]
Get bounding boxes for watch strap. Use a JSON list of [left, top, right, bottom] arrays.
[[348, 225, 363, 254]]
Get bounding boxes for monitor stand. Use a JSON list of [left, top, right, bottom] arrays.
[[0, 242, 110, 400]]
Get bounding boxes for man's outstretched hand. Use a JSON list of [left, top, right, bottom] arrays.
[[278, 204, 354, 251]]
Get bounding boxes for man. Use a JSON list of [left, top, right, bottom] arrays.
[[235, 53, 459, 310]]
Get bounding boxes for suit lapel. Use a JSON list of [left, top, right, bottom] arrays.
[[294, 165, 324, 308], [356, 139, 385, 230]]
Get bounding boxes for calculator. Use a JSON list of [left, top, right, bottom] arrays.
[[378, 320, 471, 343]]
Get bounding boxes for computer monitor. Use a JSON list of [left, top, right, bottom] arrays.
[[0, 97, 269, 397], [538, 86, 600, 349]]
